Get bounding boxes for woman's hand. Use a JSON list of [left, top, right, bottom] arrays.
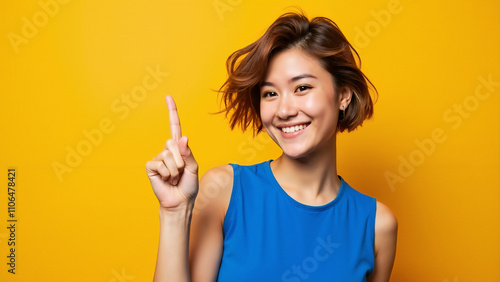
[[146, 95, 199, 211]]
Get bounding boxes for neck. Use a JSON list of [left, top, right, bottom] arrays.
[[271, 135, 341, 206]]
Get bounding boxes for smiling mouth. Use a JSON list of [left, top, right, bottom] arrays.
[[279, 123, 311, 133]]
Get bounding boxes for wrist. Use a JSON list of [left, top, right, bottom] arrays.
[[159, 202, 195, 221]]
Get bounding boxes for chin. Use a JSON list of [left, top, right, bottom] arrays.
[[280, 146, 313, 160]]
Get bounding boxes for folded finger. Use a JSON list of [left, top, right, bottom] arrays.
[[162, 151, 180, 185], [164, 139, 185, 170]]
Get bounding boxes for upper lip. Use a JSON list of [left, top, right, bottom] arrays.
[[276, 122, 311, 128]]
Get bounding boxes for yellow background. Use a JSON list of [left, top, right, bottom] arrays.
[[1, 0, 499, 281]]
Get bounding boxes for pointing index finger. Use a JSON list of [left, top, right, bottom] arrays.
[[165, 95, 182, 142]]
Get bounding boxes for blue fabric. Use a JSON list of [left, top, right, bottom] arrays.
[[216, 159, 376, 282]]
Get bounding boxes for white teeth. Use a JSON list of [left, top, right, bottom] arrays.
[[281, 123, 309, 133]]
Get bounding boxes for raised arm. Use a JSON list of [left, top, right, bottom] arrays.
[[146, 95, 199, 282]]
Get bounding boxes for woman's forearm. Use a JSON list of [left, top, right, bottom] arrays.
[[154, 204, 194, 282]]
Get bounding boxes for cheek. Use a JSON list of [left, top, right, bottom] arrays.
[[303, 91, 339, 129], [303, 94, 336, 116], [259, 103, 274, 126], [303, 96, 318, 111]]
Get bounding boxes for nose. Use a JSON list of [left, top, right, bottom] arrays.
[[276, 93, 298, 119]]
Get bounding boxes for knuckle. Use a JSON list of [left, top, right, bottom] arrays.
[[161, 171, 171, 181], [170, 171, 179, 179], [166, 139, 176, 147], [156, 162, 166, 172], [161, 150, 172, 158], [192, 163, 199, 173]]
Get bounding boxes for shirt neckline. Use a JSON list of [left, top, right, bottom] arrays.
[[263, 159, 346, 212]]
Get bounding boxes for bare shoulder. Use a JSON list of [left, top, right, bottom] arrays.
[[367, 201, 398, 282], [374, 201, 398, 236], [373, 201, 398, 258], [195, 164, 234, 223], [199, 164, 234, 197], [200, 164, 233, 186]]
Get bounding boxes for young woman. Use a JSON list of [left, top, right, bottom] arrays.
[[146, 12, 398, 282]]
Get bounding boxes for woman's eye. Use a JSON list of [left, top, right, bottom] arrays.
[[262, 91, 277, 98], [296, 85, 311, 92]]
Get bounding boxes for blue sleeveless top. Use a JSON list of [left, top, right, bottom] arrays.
[[216, 159, 376, 282]]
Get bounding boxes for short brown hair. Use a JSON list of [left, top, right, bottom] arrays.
[[215, 11, 377, 136]]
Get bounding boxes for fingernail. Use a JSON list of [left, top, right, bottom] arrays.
[[172, 178, 178, 186]]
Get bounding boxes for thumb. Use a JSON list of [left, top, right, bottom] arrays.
[[178, 136, 198, 174]]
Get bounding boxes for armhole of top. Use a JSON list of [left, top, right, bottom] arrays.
[[367, 197, 377, 275], [222, 163, 238, 235]]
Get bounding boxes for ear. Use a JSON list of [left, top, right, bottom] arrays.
[[338, 86, 353, 110]]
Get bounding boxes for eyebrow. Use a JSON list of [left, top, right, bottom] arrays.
[[262, 74, 317, 87]]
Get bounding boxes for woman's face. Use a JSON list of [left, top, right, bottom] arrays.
[[260, 47, 347, 159]]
